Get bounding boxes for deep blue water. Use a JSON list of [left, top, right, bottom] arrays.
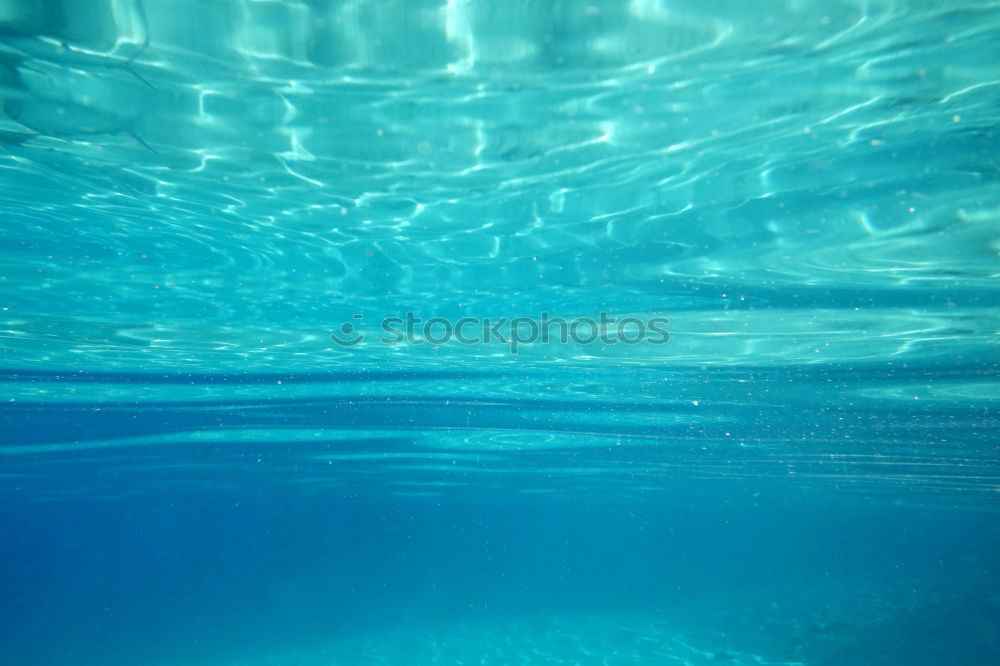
[[1, 1, 999, 664]]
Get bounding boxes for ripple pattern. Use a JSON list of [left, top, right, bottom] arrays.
[[1, 0, 998, 370]]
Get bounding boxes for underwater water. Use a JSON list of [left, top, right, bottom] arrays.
[[1, 0, 999, 664]]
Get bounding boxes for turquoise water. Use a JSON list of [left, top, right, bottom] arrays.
[[1, 1, 999, 664]]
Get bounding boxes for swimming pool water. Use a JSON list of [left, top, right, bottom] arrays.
[[1, 1, 998, 664]]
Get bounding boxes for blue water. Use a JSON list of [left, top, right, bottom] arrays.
[[2, 1, 999, 664]]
